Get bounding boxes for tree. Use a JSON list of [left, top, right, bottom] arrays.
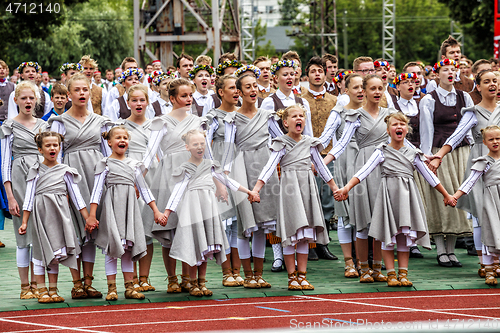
[[278, 0, 304, 25], [255, 19, 276, 58]]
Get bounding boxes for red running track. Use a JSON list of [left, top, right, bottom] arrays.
[[1, 289, 500, 332]]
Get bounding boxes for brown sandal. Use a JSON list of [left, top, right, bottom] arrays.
[[30, 281, 40, 299], [83, 275, 102, 298], [371, 264, 387, 282], [124, 281, 145, 299], [485, 267, 498, 286], [189, 279, 203, 297], [397, 269, 413, 287], [386, 271, 401, 287], [198, 278, 213, 296], [243, 271, 260, 289], [288, 271, 302, 290], [167, 275, 182, 293], [37, 287, 53, 304], [344, 257, 359, 278], [254, 269, 271, 288], [222, 269, 239, 287], [71, 279, 87, 299], [106, 283, 118, 301], [49, 287, 65, 303], [297, 271, 314, 290], [233, 272, 244, 286], [139, 276, 155, 292], [359, 264, 374, 283], [20, 283, 37, 300], [180, 274, 191, 293], [478, 264, 486, 278]]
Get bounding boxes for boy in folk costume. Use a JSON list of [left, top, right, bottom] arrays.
[[322, 54, 339, 96], [104, 57, 139, 107], [254, 56, 275, 99], [79, 55, 106, 115]]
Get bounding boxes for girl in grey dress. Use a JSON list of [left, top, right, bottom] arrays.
[[318, 73, 362, 278], [254, 105, 337, 290], [1, 81, 45, 299], [324, 75, 392, 283], [49, 74, 113, 298], [87, 126, 165, 301], [222, 74, 283, 288], [430, 70, 500, 274], [141, 78, 214, 293], [19, 131, 89, 303], [163, 129, 258, 296], [335, 113, 455, 287], [205, 75, 243, 287], [116, 84, 157, 292], [453, 125, 500, 286]]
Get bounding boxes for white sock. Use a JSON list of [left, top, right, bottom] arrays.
[[446, 235, 457, 261], [272, 243, 283, 268], [434, 235, 449, 262]]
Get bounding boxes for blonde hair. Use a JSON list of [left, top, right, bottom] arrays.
[[276, 104, 307, 122], [127, 84, 150, 104], [181, 129, 206, 144], [102, 125, 130, 141], [195, 55, 212, 66], [34, 131, 64, 149], [79, 55, 98, 69], [168, 78, 195, 99], [14, 81, 38, 103], [384, 112, 412, 135], [67, 73, 90, 92], [481, 125, 500, 140]]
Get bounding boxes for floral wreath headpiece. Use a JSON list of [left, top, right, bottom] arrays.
[[147, 70, 163, 83], [334, 70, 354, 83], [118, 68, 143, 84], [152, 71, 176, 86], [189, 65, 215, 79], [433, 59, 459, 73], [59, 63, 83, 73], [216, 60, 241, 76], [270, 60, 297, 75], [393, 72, 417, 85], [234, 65, 261, 78], [17, 61, 41, 74], [373, 60, 390, 70]]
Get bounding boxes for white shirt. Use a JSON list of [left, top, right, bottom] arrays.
[[193, 90, 211, 109], [153, 97, 173, 115], [419, 85, 474, 155], [395, 96, 419, 117], [257, 83, 271, 93], [426, 69, 472, 94], [7, 87, 53, 119]]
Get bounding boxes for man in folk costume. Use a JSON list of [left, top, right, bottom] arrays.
[[104, 57, 138, 107], [322, 54, 339, 96], [254, 56, 275, 99]]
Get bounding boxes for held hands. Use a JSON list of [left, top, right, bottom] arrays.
[[160, 210, 172, 227], [85, 216, 99, 233], [443, 194, 457, 207], [247, 190, 260, 203], [334, 187, 349, 201], [154, 210, 167, 227], [425, 155, 442, 175]]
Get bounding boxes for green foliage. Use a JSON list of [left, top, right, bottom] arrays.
[[255, 19, 276, 58], [278, 0, 303, 25]]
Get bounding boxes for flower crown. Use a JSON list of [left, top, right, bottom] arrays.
[[216, 60, 241, 76], [393, 72, 417, 85], [59, 63, 83, 73], [270, 60, 297, 75], [147, 70, 163, 83], [373, 60, 390, 69], [118, 68, 143, 84], [152, 71, 176, 86], [189, 65, 214, 79], [234, 65, 261, 78], [334, 70, 354, 83], [433, 58, 459, 73], [17, 61, 41, 74]]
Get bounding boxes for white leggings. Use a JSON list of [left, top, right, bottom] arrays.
[[225, 219, 238, 255], [16, 246, 31, 268], [105, 250, 134, 276], [381, 234, 409, 252], [474, 225, 482, 251], [81, 243, 96, 263], [237, 228, 266, 259], [356, 228, 369, 240], [33, 262, 59, 275], [283, 241, 309, 255], [337, 217, 354, 244]]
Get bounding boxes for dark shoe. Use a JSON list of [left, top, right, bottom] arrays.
[[455, 238, 467, 249], [316, 244, 338, 260], [467, 245, 478, 256], [308, 248, 319, 261], [437, 253, 453, 267], [447, 253, 462, 267], [409, 246, 424, 259], [271, 258, 284, 272]]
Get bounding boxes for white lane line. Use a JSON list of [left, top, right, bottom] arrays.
[[296, 295, 500, 321], [0, 317, 110, 333]]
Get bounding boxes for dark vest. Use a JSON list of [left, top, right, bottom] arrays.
[[270, 93, 304, 133], [117, 95, 131, 119], [192, 99, 204, 117], [430, 89, 468, 149], [390, 94, 421, 148], [151, 100, 163, 117], [0, 82, 15, 121]]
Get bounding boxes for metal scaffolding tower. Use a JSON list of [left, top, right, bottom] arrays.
[[382, 0, 395, 66], [133, 0, 241, 67], [451, 20, 464, 55], [240, 0, 255, 61]]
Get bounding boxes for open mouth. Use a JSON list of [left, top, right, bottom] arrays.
[[201, 81, 208, 88], [357, 94, 364, 100], [395, 130, 403, 136], [448, 75, 453, 82], [295, 122, 302, 131], [373, 95, 381, 100], [489, 87, 497, 94], [49, 152, 56, 157], [286, 80, 293, 87], [79, 97, 86, 103], [262, 74, 269, 80], [250, 93, 257, 99], [408, 87, 414, 93], [211, 79, 215, 85], [381, 75, 387, 81], [136, 107, 143, 112], [233, 94, 239, 101], [25, 105, 32, 110], [118, 143, 127, 149]]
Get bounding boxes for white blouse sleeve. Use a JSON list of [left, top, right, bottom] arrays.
[[458, 167, 489, 194], [142, 125, 168, 170], [207, 117, 219, 144], [413, 156, 440, 187], [328, 118, 361, 159], [419, 95, 436, 155], [353, 149, 385, 182], [1, 134, 13, 183], [318, 111, 341, 150], [222, 121, 237, 172], [301, 99, 314, 137], [100, 124, 113, 157], [134, 167, 155, 204], [22, 174, 39, 212], [311, 147, 333, 183], [105, 99, 120, 122], [212, 167, 241, 192], [164, 173, 191, 212], [443, 111, 478, 151], [50, 120, 66, 163], [7, 92, 17, 119], [90, 167, 109, 204], [267, 116, 284, 139], [258, 149, 286, 183], [202, 99, 215, 117], [64, 173, 87, 210], [464, 92, 474, 108]]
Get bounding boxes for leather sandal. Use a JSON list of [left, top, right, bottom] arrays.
[[297, 271, 314, 290], [254, 269, 271, 288], [189, 279, 203, 297], [37, 287, 53, 304], [106, 283, 118, 301], [83, 275, 102, 298], [370, 264, 387, 282], [20, 283, 37, 300], [344, 257, 359, 278], [222, 269, 239, 287], [180, 274, 191, 293], [30, 281, 39, 299], [359, 264, 374, 283], [71, 279, 87, 299], [288, 271, 302, 290], [478, 264, 486, 278], [167, 275, 182, 293], [198, 278, 213, 296], [397, 269, 413, 287], [133, 276, 143, 292], [49, 287, 65, 303], [386, 271, 401, 287], [124, 281, 145, 299], [139, 276, 155, 292], [243, 271, 260, 289], [232, 272, 244, 286], [485, 267, 498, 286]]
